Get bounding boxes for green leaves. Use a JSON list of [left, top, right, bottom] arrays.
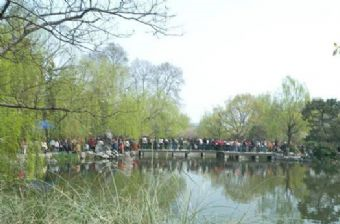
[[0, 38, 189, 152], [275, 76, 310, 146], [198, 76, 310, 148], [302, 99, 340, 158]]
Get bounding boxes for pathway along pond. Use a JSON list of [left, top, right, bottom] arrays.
[[13, 158, 340, 223]]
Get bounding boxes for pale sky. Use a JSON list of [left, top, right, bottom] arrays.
[[117, 0, 340, 123]]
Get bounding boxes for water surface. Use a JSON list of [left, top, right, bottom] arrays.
[[47, 158, 340, 224]]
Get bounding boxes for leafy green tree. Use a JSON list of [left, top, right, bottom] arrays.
[[303, 99, 340, 143], [276, 76, 310, 147], [198, 94, 278, 141], [197, 107, 227, 139], [0, 0, 185, 149], [0, 39, 45, 155], [250, 94, 284, 141], [48, 48, 190, 140], [0, 0, 176, 115], [221, 94, 256, 140], [302, 98, 340, 158]]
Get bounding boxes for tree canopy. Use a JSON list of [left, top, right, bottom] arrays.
[[0, 0, 189, 155], [197, 76, 310, 150]]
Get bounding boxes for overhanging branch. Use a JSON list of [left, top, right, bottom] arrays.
[[0, 102, 137, 119], [0, 0, 176, 57]]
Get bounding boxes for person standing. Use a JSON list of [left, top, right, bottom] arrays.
[[20, 139, 28, 154], [41, 140, 48, 153]]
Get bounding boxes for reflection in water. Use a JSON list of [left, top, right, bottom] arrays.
[[298, 164, 340, 224], [45, 158, 340, 224]]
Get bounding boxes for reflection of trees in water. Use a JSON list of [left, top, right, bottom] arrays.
[[43, 159, 187, 215], [204, 163, 308, 203], [42, 158, 340, 223], [208, 161, 340, 224], [252, 164, 308, 224], [258, 187, 303, 224], [298, 163, 340, 224], [204, 162, 311, 223], [138, 158, 226, 174], [212, 163, 287, 203]]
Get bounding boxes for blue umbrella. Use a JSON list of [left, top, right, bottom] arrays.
[[37, 120, 54, 129]]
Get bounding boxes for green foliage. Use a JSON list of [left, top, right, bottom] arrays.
[[305, 141, 337, 160], [0, 109, 22, 154], [197, 107, 226, 139], [0, 37, 189, 151], [251, 94, 284, 141], [302, 99, 340, 158], [198, 76, 310, 151], [198, 93, 280, 141], [276, 76, 310, 146], [303, 99, 340, 142], [26, 152, 47, 179], [222, 94, 256, 139], [51, 153, 80, 165], [0, 52, 42, 155]]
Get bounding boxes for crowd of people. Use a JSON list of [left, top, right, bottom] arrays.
[[139, 137, 286, 152], [59, 137, 289, 153], [20, 134, 300, 155]]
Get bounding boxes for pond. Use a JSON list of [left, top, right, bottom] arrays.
[[39, 157, 340, 224], [2, 156, 340, 224]]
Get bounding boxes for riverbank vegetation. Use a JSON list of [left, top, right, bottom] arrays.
[[0, 167, 189, 224]]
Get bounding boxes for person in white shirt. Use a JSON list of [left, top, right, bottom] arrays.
[[41, 141, 48, 153]]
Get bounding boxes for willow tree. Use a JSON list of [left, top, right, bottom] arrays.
[[276, 76, 310, 147], [0, 0, 175, 112], [0, 38, 46, 153], [250, 94, 284, 141], [52, 48, 189, 139]]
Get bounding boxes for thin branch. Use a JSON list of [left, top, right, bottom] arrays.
[[0, 0, 174, 56], [0, 102, 137, 119], [0, 0, 11, 19]]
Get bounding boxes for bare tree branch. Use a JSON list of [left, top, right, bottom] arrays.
[[0, 0, 11, 19], [0, 0, 175, 57]]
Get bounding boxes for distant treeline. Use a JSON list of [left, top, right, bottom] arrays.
[[197, 77, 340, 159]]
